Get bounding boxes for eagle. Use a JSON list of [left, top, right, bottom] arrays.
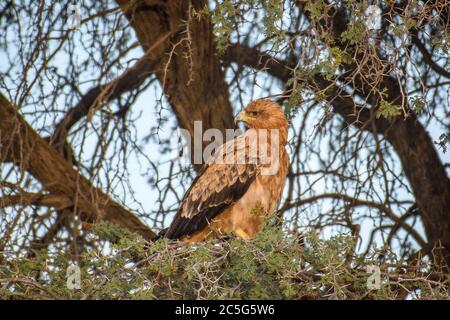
[[165, 99, 289, 242]]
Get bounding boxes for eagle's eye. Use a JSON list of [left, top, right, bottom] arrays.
[[248, 111, 258, 117]]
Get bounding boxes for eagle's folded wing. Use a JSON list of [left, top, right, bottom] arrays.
[[165, 132, 261, 239]]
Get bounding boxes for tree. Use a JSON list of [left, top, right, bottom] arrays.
[[0, 0, 449, 298]]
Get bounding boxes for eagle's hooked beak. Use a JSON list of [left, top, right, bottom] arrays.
[[234, 110, 249, 125]]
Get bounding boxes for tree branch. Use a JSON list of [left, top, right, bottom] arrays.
[[282, 193, 427, 248], [51, 51, 160, 149], [0, 93, 157, 241], [411, 33, 450, 79], [223, 43, 391, 133], [0, 192, 72, 210]]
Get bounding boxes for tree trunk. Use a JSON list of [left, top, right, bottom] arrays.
[[116, 0, 235, 171], [386, 117, 450, 264]]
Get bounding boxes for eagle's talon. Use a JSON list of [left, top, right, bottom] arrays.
[[235, 228, 251, 240]]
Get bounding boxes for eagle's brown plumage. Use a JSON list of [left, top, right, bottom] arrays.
[[165, 99, 289, 241]]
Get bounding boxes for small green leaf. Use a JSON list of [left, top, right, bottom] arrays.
[[376, 100, 401, 119]]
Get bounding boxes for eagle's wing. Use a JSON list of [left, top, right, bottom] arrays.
[[165, 131, 261, 239]]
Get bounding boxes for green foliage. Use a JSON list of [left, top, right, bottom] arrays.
[[305, 0, 325, 19], [262, 0, 284, 43], [434, 133, 449, 154], [390, 17, 418, 37], [93, 220, 136, 243], [1, 221, 448, 299], [328, 47, 351, 68], [205, 0, 286, 53], [204, 0, 238, 54], [320, 47, 351, 80], [431, 26, 450, 55], [376, 100, 401, 120], [341, 20, 366, 45], [410, 96, 425, 114]]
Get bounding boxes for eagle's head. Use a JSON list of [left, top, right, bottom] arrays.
[[234, 99, 288, 132]]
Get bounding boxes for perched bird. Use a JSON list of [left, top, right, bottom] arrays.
[[165, 99, 289, 242]]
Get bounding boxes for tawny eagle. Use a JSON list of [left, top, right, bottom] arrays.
[[165, 99, 289, 242]]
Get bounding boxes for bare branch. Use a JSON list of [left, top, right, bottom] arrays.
[[0, 93, 157, 241]]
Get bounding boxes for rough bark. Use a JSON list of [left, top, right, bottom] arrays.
[[385, 117, 450, 264], [0, 93, 156, 241]]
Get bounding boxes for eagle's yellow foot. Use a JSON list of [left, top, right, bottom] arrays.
[[235, 228, 251, 240]]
